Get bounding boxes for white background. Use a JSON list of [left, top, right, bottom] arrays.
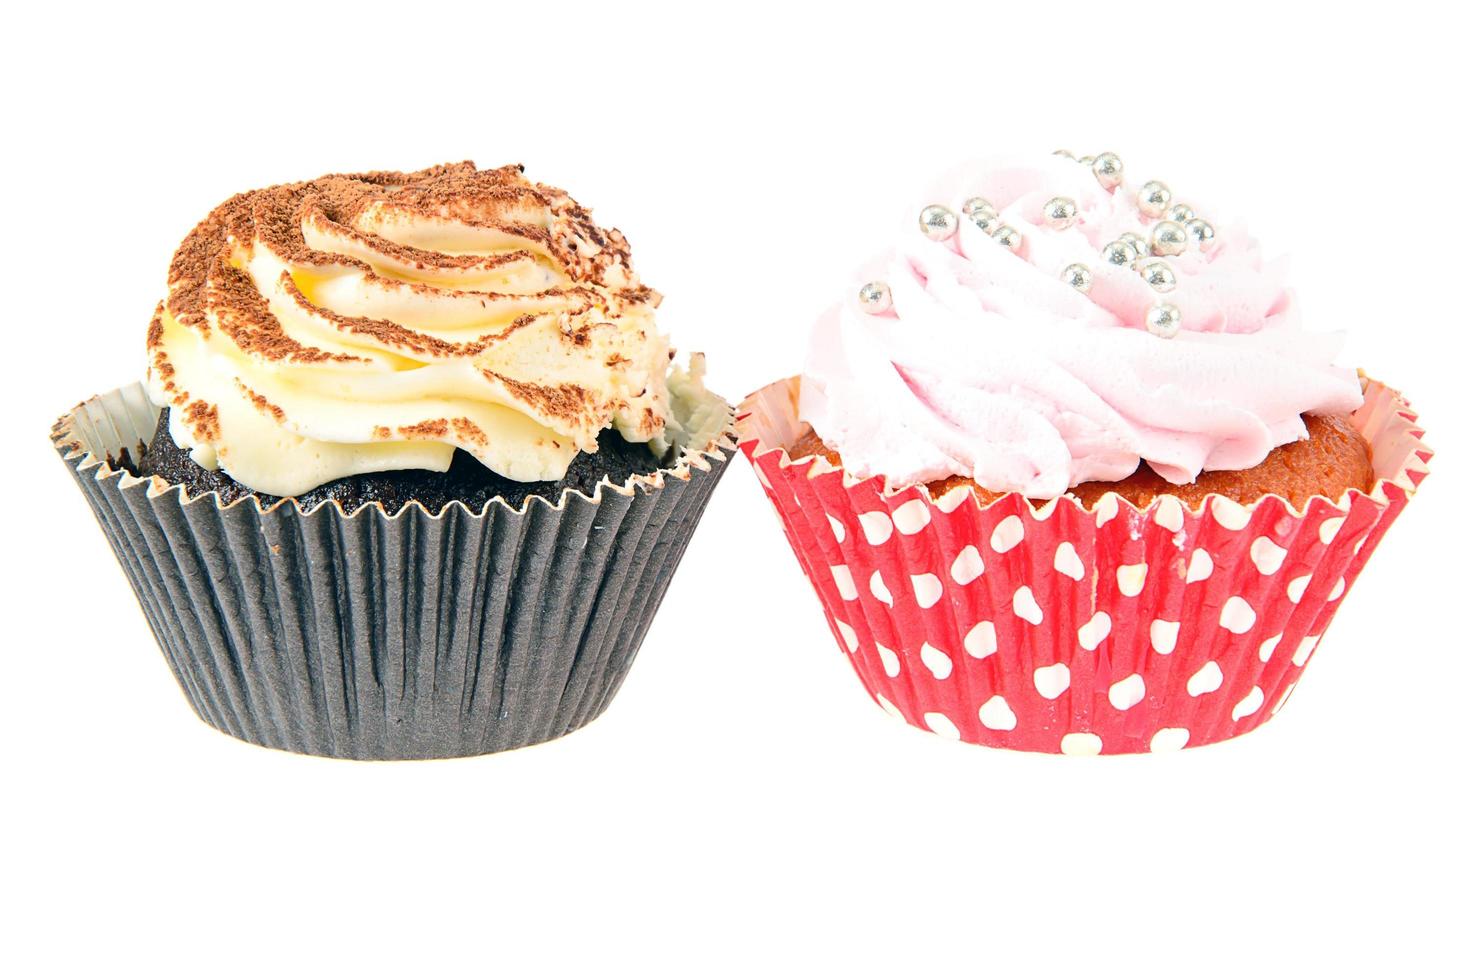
[[5, 2, 1466, 976]]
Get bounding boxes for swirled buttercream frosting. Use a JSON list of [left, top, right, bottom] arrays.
[[800, 152, 1364, 498], [146, 162, 677, 496]]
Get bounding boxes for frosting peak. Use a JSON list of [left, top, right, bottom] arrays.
[[147, 162, 672, 496], [800, 153, 1364, 498]]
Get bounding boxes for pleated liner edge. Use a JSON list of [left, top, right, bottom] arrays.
[[54, 382, 736, 760]]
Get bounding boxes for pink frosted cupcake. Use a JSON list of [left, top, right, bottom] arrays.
[[739, 150, 1430, 754]]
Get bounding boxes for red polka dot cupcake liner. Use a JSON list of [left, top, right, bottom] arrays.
[[737, 376, 1430, 754]]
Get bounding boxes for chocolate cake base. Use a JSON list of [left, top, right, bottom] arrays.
[[121, 409, 670, 512]]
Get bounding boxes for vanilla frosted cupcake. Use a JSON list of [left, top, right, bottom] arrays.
[[56, 162, 734, 759], [739, 150, 1430, 754]]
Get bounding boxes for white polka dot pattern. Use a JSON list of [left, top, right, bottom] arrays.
[[1153, 496, 1184, 533], [1150, 620, 1180, 655], [1258, 634, 1282, 662], [1318, 517, 1344, 544], [869, 570, 893, 605], [924, 712, 961, 739], [1250, 536, 1287, 575], [1232, 686, 1265, 721], [978, 695, 1017, 731], [1116, 563, 1148, 597], [1053, 542, 1085, 581], [877, 643, 900, 678], [858, 511, 893, 545], [1219, 596, 1257, 634], [1211, 497, 1250, 531], [1108, 673, 1145, 711], [933, 488, 969, 513], [964, 621, 997, 659], [892, 499, 931, 535], [991, 515, 1025, 553], [1186, 549, 1214, 583], [830, 565, 857, 601], [1150, 728, 1190, 752], [737, 375, 1427, 754], [1060, 733, 1103, 756], [1033, 662, 1071, 700], [1187, 661, 1224, 696], [911, 574, 943, 609], [882, 499, 929, 537], [950, 546, 984, 585], [1012, 586, 1044, 625], [920, 643, 953, 680], [1077, 612, 1112, 651]]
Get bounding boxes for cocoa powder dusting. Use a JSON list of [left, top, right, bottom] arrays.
[[450, 417, 488, 446], [182, 400, 221, 441], [236, 382, 286, 422], [484, 370, 595, 426], [398, 419, 450, 439], [210, 262, 362, 364], [151, 161, 668, 468], [146, 305, 165, 349]]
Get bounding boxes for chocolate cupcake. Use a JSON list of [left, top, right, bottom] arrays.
[[739, 151, 1430, 754], [56, 162, 735, 759]]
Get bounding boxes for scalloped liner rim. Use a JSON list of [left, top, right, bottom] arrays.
[[54, 388, 738, 521], [736, 374, 1431, 523]]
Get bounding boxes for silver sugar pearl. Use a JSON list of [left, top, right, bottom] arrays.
[[1061, 263, 1093, 293], [1138, 180, 1172, 218], [1146, 302, 1183, 339], [1092, 152, 1124, 190], [1139, 259, 1177, 293], [1119, 231, 1149, 260], [1150, 220, 1188, 256], [1185, 218, 1216, 248], [993, 225, 1024, 252], [1102, 240, 1137, 266], [1042, 196, 1079, 230], [919, 204, 959, 241], [968, 210, 1003, 235], [857, 281, 892, 315], [962, 197, 997, 217], [1166, 203, 1195, 223]]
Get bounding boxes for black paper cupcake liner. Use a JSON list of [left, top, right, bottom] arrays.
[[55, 381, 734, 760]]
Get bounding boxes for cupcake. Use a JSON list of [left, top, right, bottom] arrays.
[[55, 162, 734, 760], [739, 151, 1430, 754]]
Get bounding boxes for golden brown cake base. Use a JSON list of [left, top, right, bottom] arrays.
[[787, 414, 1374, 510]]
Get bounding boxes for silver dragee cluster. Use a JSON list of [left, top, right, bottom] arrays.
[[1061, 150, 1218, 338], [858, 151, 1217, 340]]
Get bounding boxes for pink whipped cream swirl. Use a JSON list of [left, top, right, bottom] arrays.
[[799, 153, 1364, 498]]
